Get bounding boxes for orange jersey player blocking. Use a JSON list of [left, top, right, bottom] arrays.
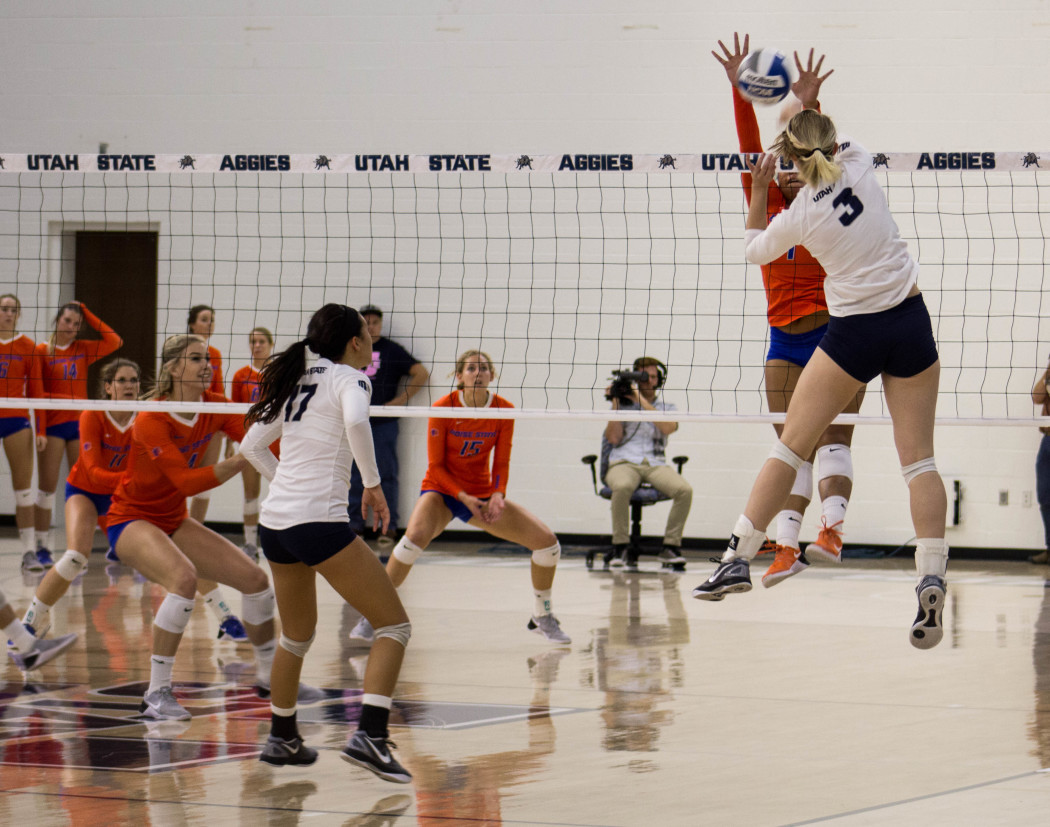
[[0, 294, 46, 571], [32, 301, 123, 567], [186, 304, 228, 525], [103, 334, 302, 722], [716, 32, 863, 586], [360, 349, 570, 645]]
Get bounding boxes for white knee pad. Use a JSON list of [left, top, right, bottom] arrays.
[[374, 621, 412, 648], [243, 498, 260, 516], [54, 550, 89, 581], [818, 444, 854, 482], [14, 489, 34, 508], [531, 542, 561, 567], [902, 457, 938, 485], [241, 587, 275, 625], [393, 536, 423, 566], [192, 491, 211, 503], [768, 440, 804, 472], [154, 593, 196, 634], [36, 490, 55, 510], [279, 631, 315, 659], [0, 587, 8, 611], [790, 462, 814, 500]]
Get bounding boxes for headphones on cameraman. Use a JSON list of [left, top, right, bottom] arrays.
[[632, 357, 667, 389]]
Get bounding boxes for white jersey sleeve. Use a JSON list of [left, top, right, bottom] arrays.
[[241, 416, 282, 481], [335, 369, 380, 489]]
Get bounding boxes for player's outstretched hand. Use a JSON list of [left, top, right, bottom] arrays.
[[713, 32, 749, 86], [746, 153, 778, 189], [792, 48, 833, 109]]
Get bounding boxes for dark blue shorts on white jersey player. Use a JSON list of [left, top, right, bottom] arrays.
[[818, 293, 938, 383], [260, 521, 357, 566]]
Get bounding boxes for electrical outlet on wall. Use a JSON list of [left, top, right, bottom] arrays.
[[1023, 490, 1033, 508], [999, 490, 1009, 506]]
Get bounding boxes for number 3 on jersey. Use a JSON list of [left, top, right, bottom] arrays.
[[833, 187, 864, 226], [284, 383, 318, 422]]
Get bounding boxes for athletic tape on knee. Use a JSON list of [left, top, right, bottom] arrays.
[[54, 550, 89, 581], [531, 542, 561, 567], [374, 621, 412, 648], [915, 538, 949, 578], [243, 498, 260, 516], [36, 490, 55, 510], [768, 440, 805, 472], [901, 457, 938, 485], [14, 489, 34, 508], [154, 593, 196, 634], [241, 587, 275, 625], [279, 631, 315, 659], [790, 462, 814, 500], [817, 444, 854, 483], [392, 536, 423, 565]]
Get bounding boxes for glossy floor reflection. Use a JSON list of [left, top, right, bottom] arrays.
[[1, 538, 1048, 825]]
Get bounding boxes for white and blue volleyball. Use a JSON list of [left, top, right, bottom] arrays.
[[736, 48, 795, 105]]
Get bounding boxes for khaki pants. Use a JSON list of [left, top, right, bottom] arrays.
[[605, 460, 692, 547]]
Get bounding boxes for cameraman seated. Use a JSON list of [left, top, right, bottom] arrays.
[[604, 357, 692, 567]]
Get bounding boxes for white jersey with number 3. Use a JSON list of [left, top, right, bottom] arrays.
[[241, 357, 379, 529], [744, 136, 919, 317]]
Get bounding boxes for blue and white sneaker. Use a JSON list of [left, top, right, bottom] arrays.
[[21, 551, 43, 572], [341, 730, 412, 783], [692, 557, 752, 601], [8, 632, 77, 671], [217, 616, 248, 641], [35, 548, 54, 569], [910, 575, 946, 650]]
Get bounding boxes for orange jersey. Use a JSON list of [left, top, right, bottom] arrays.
[[0, 334, 40, 419], [230, 363, 280, 457], [733, 88, 828, 328], [107, 391, 246, 533], [207, 345, 224, 395], [32, 305, 122, 432], [420, 391, 514, 499], [66, 410, 135, 495]]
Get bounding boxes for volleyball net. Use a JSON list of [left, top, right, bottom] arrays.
[[1, 151, 1048, 423]]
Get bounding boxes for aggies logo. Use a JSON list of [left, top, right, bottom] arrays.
[[179, 155, 196, 169], [872, 153, 890, 168], [515, 155, 533, 170], [1023, 152, 1040, 168], [315, 155, 332, 170], [659, 154, 676, 169]]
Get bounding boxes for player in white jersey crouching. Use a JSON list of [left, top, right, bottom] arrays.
[[241, 303, 412, 783]]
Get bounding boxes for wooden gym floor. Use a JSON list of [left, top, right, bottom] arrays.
[[1, 536, 1048, 826]]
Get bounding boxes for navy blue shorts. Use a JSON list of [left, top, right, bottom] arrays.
[[818, 294, 939, 383], [259, 522, 356, 567], [767, 324, 828, 367], [421, 489, 481, 524], [0, 416, 31, 439], [46, 420, 80, 441], [106, 520, 176, 562], [65, 482, 111, 515]]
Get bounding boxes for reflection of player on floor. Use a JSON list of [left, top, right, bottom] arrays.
[[355, 350, 570, 645], [242, 303, 412, 783]]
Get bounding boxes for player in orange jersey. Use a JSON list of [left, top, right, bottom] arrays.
[[0, 294, 45, 571], [229, 326, 276, 561], [32, 301, 123, 567], [715, 33, 862, 586], [19, 358, 250, 643], [376, 350, 569, 644], [186, 304, 228, 524], [105, 334, 286, 721]]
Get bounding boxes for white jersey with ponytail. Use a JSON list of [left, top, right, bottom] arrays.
[[240, 357, 379, 528], [744, 136, 918, 317]]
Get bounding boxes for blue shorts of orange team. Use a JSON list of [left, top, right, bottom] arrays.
[[818, 293, 939, 383], [0, 416, 31, 439], [65, 482, 111, 516], [259, 521, 357, 566], [46, 420, 80, 441], [767, 323, 828, 367], [421, 489, 487, 524], [105, 519, 175, 560]]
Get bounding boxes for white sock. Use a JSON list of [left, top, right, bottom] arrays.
[[533, 589, 553, 617], [775, 510, 803, 550], [244, 525, 259, 546], [254, 639, 277, 689], [915, 538, 949, 578], [4, 619, 35, 654], [38, 530, 54, 551], [22, 598, 52, 632], [822, 495, 848, 527], [19, 527, 35, 553], [202, 588, 232, 622], [147, 654, 176, 695]]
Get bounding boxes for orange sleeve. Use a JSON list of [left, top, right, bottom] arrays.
[[425, 415, 464, 497], [78, 304, 123, 362], [230, 367, 248, 404], [137, 415, 220, 497], [77, 411, 123, 491], [490, 418, 513, 496]]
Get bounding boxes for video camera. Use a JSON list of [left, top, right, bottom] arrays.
[[605, 369, 650, 404]]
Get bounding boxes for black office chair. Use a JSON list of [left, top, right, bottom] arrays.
[[581, 441, 688, 572]]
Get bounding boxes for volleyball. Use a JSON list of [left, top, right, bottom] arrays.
[[736, 47, 795, 105]]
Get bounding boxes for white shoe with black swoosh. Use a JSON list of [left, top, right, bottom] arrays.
[[341, 730, 412, 783]]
